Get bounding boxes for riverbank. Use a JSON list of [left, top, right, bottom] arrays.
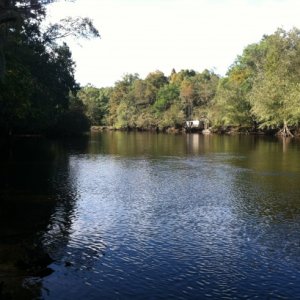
[[90, 125, 300, 137], [0, 125, 299, 142]]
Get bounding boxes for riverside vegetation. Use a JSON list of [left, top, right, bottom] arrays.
[[79, 28, 300, 137], [1, 2, 300, 137]]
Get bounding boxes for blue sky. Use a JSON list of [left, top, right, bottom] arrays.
[[47, 0, 300, 87]]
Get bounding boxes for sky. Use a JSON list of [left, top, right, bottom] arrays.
[[46, 0, 300, 87]]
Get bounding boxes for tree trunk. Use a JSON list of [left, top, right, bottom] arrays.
[[278, 120, 294, 137]]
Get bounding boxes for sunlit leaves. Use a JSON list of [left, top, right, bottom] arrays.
[[249, 28, 300, 131], [77, 85, 110, 125], [86, 69, 219, 130]]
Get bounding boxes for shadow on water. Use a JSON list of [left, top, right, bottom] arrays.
[[0, 136, 89, 299]]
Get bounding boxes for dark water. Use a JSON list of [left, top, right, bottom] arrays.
[[1, 132, 300, 299]]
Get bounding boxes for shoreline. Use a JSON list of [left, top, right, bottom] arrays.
[[90, 125, 297, 137]]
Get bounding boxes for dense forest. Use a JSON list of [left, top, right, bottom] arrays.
[[1, 2, 300, 137], [0, 0, 99, 136], [79, 28, 300, 137]]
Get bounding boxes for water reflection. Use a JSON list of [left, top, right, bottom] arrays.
[[0, 137, 89, 299], [44, 133, 300, 298], [1, 133, 300, 299]]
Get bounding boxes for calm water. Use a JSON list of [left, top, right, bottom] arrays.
[[1, 132, 300, 299]]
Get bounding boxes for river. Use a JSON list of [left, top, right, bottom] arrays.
[[1, 132, 300, 299]]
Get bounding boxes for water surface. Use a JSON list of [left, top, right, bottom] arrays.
[[1, 132, 300, 299]]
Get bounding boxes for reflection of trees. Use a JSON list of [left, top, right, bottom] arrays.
[[89, 131, 188, 157], [225, 135, 300, 218], [185, 133, 215, 155], [87, 132, 300, 221], [88, 131, 251, 157], [41, 144, 79, 261], [226, 136, 300, 266], [2, 133, 299, 298], [0, 137, 88, 299], [230, 136, 300, 195]]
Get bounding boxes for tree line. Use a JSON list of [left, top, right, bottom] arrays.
[[80, 28, 300, 137], [1, 5, 300, 138], [79, 69, 219, 132]]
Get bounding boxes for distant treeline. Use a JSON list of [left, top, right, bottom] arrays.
[[1, 6, 300, 138], [79, 28, 300, 137]]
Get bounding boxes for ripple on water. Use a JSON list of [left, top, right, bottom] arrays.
[[41, 152, 300, 299]]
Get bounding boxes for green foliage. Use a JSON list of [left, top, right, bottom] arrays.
[[0, 0, 100, 78], [211, 75, 253, 127], [115, 100, 136, 129], [158, 103, 185, 130], [0, 59, 33, 133], [208, 27, 300, 135], [106, 73, 139, 126], [78, 85, 110, 125], [135, 111, 158, 129], [210, 40, 266, 127], [81, 69, 217, 131], [4, 10, 300, 137], [88, 28, 300, 134], [249, 28, 300, 131], [170, 69, 196, 86], [179, 70, 219, 119], [0, 0, 99, 135], [153, 84, 179, 112]]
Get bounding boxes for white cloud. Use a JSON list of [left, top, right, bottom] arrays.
[[46, 0, 300, 87]]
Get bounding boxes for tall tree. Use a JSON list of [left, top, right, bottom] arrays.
[[249, 28, 300, 136], [107, 74, 139, 126], [0, 0, 99, 79], [210, 43, 264, 127], [78, 85, 110, 125], [153, 83, 180, 112], [0, 0, 99, 134]]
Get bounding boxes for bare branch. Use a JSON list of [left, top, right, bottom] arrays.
[[43, 17, 100, 44]]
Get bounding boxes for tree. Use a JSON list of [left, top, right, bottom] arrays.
[[0, 30, 79, 133], [0, 0, 100, 135], [78, 85, 110, 125], [131, 79, 149, 108], [107, 73, 139, 126], [142, 70, 168, 105], [0, 0, 99, 79], [0, 2, 100, 134], [115, 100, 136, 129], [249, 28, 300, 136], [43, 17, 100, 45], [153, 83, 179, 112], [210, 43, 264, 128], [0, 55, 33, 134], [211, 76, 253, 127], [169, 69, 196, 86], [193, 70, 219, 107], [158, 103, 185, 130]]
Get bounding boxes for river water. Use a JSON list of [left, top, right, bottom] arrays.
[[1, 132, 300, 299]]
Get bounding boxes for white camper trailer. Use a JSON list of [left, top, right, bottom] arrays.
[[185, 120, 200, 128]]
